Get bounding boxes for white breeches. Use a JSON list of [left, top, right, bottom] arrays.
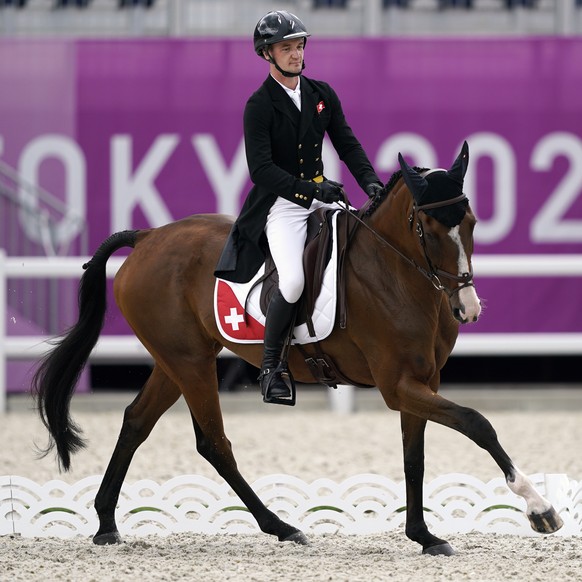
[[265, 197, 342, 304]]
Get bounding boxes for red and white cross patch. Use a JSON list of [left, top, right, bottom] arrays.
[[215, 280, 265, 342]]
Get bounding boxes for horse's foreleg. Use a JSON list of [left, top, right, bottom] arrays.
[[400, 412, 455, 556], [185, 385, 308, 544], [93, 366, 181, 545], [396, 385, 564, 537]]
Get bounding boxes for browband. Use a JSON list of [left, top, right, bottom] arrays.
[[416, 193, 467, 212]]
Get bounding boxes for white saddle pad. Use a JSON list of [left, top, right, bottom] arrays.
[[214, 212, 339, 344]]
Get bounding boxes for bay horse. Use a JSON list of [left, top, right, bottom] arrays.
[[33, 142, 563, 555]]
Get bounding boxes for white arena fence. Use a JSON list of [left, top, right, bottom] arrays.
[[1, 252, 582, 413], [1, 472, 582, 539]]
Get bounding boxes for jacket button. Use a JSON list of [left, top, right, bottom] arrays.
[[314, 170, 319, 175], [314, 143, 319, 148], [299, 159, 304, 164], [298, 144, 302, 149], [295, 193, 300, 198], [300, 172, 305, 178]]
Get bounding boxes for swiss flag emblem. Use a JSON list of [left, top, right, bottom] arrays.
[[216, 280, 265, 341], [317, 100, 325, 114]]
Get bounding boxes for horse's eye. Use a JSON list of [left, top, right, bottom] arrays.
[[425, 231, 438, 243]]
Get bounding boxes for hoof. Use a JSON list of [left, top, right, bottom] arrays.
[[528, 507, 564, 534], [93, 531, 123, 545], [423, 542, 456, 556], [281, 531, 310, 545]]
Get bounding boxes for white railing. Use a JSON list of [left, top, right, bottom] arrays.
[[1, 251, 582, 413], [454, 254, 582, 355]]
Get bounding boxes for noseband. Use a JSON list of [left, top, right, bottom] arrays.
[[344, 192, 474, 298]]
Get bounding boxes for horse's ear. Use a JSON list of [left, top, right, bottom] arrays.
[[449, 141, 469, 182], [398, 153, 428, 202]]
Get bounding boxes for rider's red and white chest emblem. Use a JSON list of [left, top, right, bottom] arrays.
[[317, 101, 325, 114]]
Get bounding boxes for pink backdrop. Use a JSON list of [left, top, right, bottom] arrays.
[[1, 37, 581, 390]]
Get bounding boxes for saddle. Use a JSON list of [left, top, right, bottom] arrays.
[[250, 207, 374, 391], [258, 207, 337, 335]]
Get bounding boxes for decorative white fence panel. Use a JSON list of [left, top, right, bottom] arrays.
[[1, 473, 581, 539]]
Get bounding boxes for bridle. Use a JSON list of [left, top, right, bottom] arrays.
[[340, 191, 474, 298], [412, 194, 474, 297]]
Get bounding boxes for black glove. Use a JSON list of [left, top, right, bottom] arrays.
[[365, 182, 383, 198], [314, 180, 344, 204]]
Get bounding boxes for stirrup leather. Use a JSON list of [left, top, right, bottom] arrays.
[[259, 361, 296, 406]]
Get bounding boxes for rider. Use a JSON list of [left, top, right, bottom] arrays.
[[214, 10, 383, 401]]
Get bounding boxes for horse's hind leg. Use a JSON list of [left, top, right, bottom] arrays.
[[93, 365, 181, 545], [400, 412, 455, 556], [180, 357, 308, 544]]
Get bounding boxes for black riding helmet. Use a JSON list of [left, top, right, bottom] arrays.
[[253, 11, 310, 77]]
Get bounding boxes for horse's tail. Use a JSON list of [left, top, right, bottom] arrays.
[[33, 230, 139, 472]]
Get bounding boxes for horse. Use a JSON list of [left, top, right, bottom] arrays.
[[33, 142, 563, 555]]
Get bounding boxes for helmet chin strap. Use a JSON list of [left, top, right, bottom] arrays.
[[277, 61, 305, 78], [266, 50, 305, 78]]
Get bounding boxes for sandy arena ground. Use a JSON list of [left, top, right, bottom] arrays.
[[1, 385, 582, 581]]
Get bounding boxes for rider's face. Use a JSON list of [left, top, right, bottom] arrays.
[[267, 38, 305, 74]]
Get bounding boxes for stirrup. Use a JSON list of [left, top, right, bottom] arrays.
[[259, 362, 296, 406]]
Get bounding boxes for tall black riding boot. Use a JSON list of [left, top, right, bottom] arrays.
[[259, 289, 297, 400]]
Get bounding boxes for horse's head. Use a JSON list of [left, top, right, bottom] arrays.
[[398, 142, 481, 324]]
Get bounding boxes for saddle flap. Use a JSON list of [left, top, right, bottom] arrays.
[[302, 208, 336, 322]]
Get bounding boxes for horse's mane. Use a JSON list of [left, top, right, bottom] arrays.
[[363, 167, 429, 217]]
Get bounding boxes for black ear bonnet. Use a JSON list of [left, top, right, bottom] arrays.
[[422, 171, 469, 227], [398, 141, 470, 227]]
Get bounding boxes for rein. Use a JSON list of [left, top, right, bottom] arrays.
[[339, 192, 474, 297]]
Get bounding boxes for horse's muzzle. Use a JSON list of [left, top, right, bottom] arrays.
[[451, 284, 481, 324]]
